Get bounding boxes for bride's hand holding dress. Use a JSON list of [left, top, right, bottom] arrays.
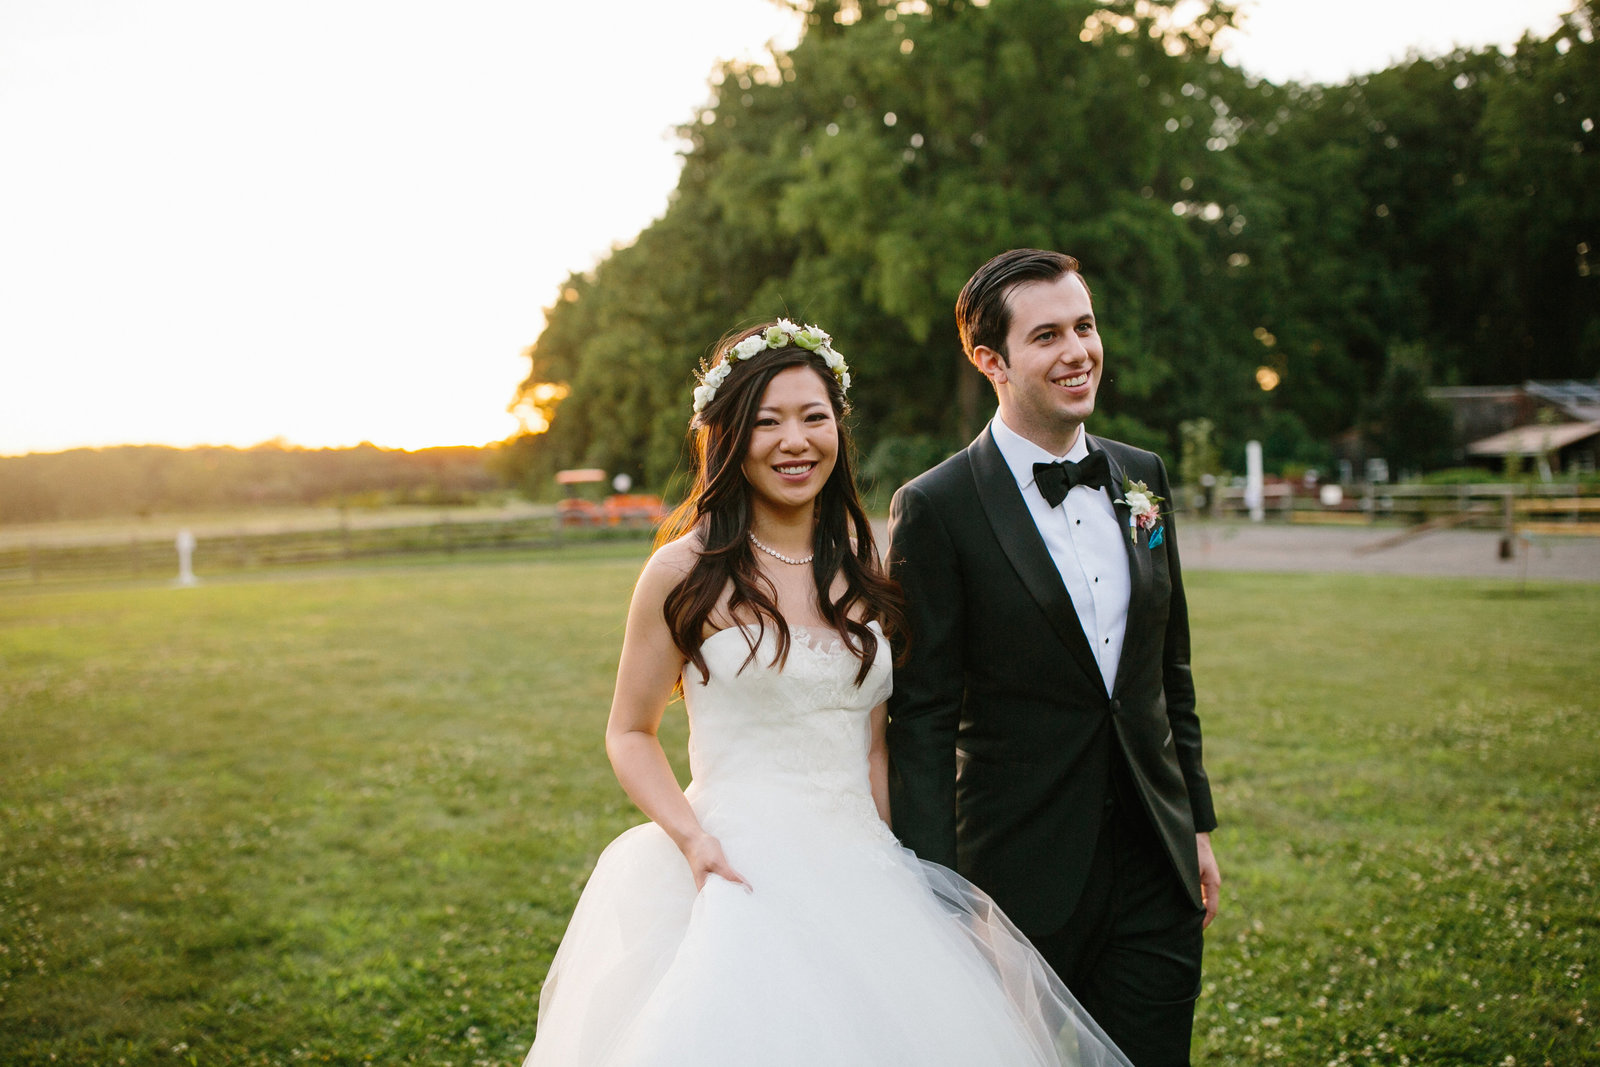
[[602, 537, 750, 895], [679, 831, 750, 893]]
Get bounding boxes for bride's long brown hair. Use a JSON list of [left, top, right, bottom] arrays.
[[656, 322, 904, 687]]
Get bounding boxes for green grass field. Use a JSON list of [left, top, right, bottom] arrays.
[[2, 552, 1596, 1065]]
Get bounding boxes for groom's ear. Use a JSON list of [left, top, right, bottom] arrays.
[[972, 344, 1008, 385]]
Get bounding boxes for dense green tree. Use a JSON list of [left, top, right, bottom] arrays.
[[1474, 0, 1600, 378], [510, 0, 1598, 491], [1364, 344, 1458, 474], [1219, 3, 1598, 462], [516, 0, 1257, 486]]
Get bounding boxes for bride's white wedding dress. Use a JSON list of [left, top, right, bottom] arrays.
[[525, 621, 1130, 1066]]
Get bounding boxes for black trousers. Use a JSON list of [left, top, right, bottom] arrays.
[[1028, 764, 1206, 1067]]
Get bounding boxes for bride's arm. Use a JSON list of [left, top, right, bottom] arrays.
[[604, 542, 749, 892], [868, 703, 891, 826]]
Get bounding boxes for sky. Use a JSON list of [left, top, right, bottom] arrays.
[[0, 0, 1579, 456]]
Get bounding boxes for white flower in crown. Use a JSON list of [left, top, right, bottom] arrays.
[[691, 320, 852, 417], [792, 325, 831, 352], [731, 335, 767, 360]]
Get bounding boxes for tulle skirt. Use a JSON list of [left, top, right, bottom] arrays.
[[524, 779, 1130, 1066]]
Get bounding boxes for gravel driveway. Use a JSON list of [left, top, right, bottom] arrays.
[[869, 518, 1600, 583]]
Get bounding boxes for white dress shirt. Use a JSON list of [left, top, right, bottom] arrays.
[[989, 415, 1130, 694]]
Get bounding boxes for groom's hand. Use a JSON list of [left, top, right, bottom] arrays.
[[1196, 832, 1221, 929]]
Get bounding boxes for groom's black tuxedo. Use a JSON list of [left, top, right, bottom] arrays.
[[886, 425, 1216, 939]]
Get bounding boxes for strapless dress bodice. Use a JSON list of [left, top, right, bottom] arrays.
[[682, 621, 890, 799]]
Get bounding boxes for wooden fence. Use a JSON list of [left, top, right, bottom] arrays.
[[0, 511, 657, 584], [5, 483, 1594, 584], [1207, 482, 1597, 534]]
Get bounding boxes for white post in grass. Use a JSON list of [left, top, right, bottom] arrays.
[[175, 528, 198, 587], [1245, 441, 1265, 523]]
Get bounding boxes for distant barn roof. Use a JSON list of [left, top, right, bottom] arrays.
[[1524, 380, 1600, 423], [1465, 421, 1600, 456]]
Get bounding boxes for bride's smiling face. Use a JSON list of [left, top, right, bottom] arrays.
[[741, 364, 839, 512]]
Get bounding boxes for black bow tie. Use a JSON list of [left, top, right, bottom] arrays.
[[1033, 450, 1111, 508]]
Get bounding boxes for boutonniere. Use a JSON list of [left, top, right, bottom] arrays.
[[1117, 478, 1164, 546]]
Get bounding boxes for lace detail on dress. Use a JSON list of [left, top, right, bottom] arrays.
[[683, 620, 892, 841]]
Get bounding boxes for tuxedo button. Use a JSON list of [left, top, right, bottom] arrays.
[[1110, 698, 1122, 713]]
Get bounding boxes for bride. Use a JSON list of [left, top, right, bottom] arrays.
[[524, 320, 1131, 1066]]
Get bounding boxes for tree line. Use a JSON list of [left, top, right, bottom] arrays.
[[511, 0, 1598, 492], [0, 443, 508, 524]]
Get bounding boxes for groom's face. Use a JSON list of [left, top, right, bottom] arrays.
[[976, 271, 1103, 454]]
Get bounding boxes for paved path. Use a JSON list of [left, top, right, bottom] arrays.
[[870, 519, 1600, 583], [1176, 522, 1600, 582]]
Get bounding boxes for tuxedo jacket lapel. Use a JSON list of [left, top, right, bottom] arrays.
[[1093, 435, 1150, 698], [967, 428, 1102, 683]]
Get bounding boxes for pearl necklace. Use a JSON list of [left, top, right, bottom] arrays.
[[748, 531, 814, 566]]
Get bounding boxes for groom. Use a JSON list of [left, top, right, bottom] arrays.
[[887, 249, 1220, 1066]]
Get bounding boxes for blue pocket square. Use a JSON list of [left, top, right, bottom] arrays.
[[1148, 525, 1165, 549]]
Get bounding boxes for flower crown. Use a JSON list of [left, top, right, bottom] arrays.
[[692, 319, 851, 416]]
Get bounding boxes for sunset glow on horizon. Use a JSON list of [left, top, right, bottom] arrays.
[[0, 0, 804, 458], [0, 0, 1576, 458]]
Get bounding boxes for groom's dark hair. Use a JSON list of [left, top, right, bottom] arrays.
[[955, 248, 1089, 366]]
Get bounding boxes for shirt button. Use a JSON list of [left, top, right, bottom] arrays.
[[1103, 637, 1110, 644], [1075, 519, 1081, 525], [1094, 576, 1099, 583]]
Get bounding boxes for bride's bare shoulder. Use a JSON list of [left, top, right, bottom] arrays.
[[651, 531, 705, 572], [641, 531, 746, 638], [634, 531, 705, 592]]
